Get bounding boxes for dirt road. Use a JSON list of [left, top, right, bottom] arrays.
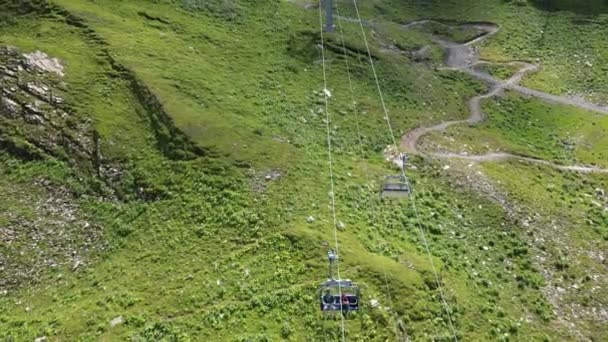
[[399, 20, 608, 172]]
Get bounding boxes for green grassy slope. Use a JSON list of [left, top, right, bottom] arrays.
[[1, 0, 607, 341]]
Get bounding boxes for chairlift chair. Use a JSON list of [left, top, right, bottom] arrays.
[[381, 175, 411, 198], [319, 279, 360, 312], [320, 250, 360, 312], [381, 153, 411, 198]]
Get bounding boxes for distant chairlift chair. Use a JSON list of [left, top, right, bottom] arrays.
[[381, 153, 411, 199], [381, 175, 411, 198]]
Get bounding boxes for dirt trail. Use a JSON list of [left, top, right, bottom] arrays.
[[436, 152, 608, 173], [286, 1, 608, 173], [400, 20, 608, 173]]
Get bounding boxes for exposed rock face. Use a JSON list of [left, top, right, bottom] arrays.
[[1, 96, 20, 117], [23, 50, 65, 76], [0, 46, 122, 184], [0, 46, 109, 291], [0, 46, 76, 155]]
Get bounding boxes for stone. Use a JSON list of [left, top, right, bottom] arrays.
[[23, 112, 44, 125], [71, 260, 81, 272], [411, 45, 432, 61], [24, 103, 43, 116], [23, 51, 64, 76], [264, 169, 282, 181], [1, 68, 16, 78], [26, 83, 48, 98], [110, 315, 124, 327], [1, 97, 21, 117], [306, 216, 315, 223]]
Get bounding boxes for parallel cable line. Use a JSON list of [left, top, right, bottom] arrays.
[[332, 2, 400, 339], [350, 1, 459, 340], [318, 1, 346, 340]]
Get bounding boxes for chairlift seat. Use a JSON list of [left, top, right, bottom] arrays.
[[319, 279, 360, 311], [381, 176, 411, 198]]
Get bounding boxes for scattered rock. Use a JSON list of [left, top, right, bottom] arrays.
[[34, 337, 47, 342], [410, 45, 432, 62], [1, 67, 17, 78], [336, 221, 346, 230], [1, 97, 21, 116], [71, 260, 82, 272], [23, 102, 44, 116], [370, 299, 380, 308], [0, 180, 105, 290], [110, 315, 124, 327], [264, 169, 282, 181], [307, 216, 315, 223], [26, 83, 49, 98]]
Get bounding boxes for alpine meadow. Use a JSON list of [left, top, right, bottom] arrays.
[[1, 0, 608, 341]]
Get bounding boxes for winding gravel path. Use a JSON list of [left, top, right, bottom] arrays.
[[287, 1, 608, 173], [399, 20, 608, 173]]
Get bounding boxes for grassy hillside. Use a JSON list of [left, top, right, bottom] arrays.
[[1, 0, 607, 341]]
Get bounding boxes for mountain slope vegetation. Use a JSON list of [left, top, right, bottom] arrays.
[[1, 0, 607, 341]]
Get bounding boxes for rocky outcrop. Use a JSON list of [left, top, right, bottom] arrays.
[[0, 46, 110, 172]]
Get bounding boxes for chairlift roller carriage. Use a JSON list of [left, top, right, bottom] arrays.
[[381, 153, 411, 199], [319, 250, 360, 312]]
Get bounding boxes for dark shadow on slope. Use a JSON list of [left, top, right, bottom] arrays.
[[287, 31, 319, 64], [0, 0, 52, 26], [528, 0, 608, 15], [50, 5, 209, 161], [287, 30, 380, 65]]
